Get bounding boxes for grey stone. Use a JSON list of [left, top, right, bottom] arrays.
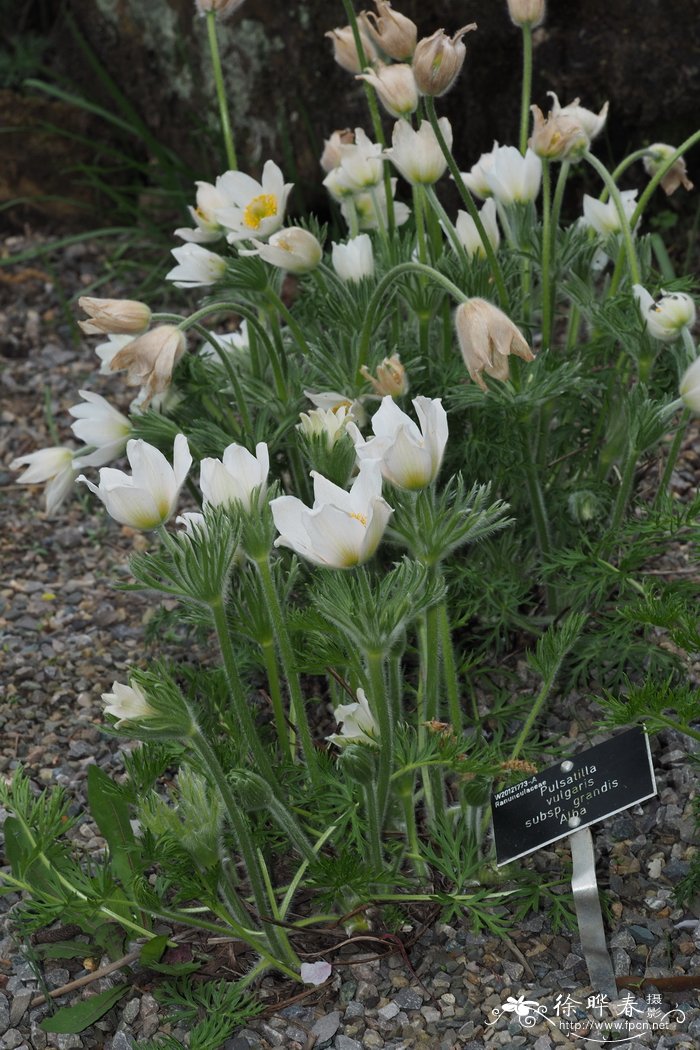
[[377, 1003, 399, 1022], [44, 970, 70, 990], [334, 1038, 363, 1050], [311, 1011, 341, 1046], [121, 999, 140, 1025], [224, 1039, 255, 1050], [356, 981, 380, 1008], [627, 924, 657, 945], [29, 1023, 47, 1050], [109, 1033, 134, 1050], [420, 1006, 441, 1024], [8, 991, 31, 1029], [0, 995, 10, 1035], [56, 1036, 82, 1050], [392, 988, 422, 1011], [362, 1033, 384, 1049], [255, 1023, 284, 1047], [344, 1001, 365, 1020], [284, 1025, 307, 1043], [0, 1031, 23, 1050]]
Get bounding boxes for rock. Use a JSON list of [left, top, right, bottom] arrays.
[[56, 1035, 82, 1050], [109, 1032, 134, 1050], [334, 1037, 363, 1050], [311, 1010, 342, 1046], [8, 991, 31, 1028], [0, 1031, 23, 1050], [344, 1002, 365, 1021], [392, 988, 423, 1012]]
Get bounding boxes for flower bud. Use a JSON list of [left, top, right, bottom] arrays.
[[455, 299, 535, 391], [297, 405, 354, 447], [412, 24, 476, 97], [326, 25, 378, 74], [332, 234, 375, 283], [195, 0, 245, 17], [356, 63, 418, 118], [338, 744, 377, 783], [633, 284, 697, 343], [78, 297, 151, 336], [250, 227, 323, 274], [229, 771, 274, 810], [528, 104, 589, 161], [360, 354, 409, 397], [320, 128, 354, 173], [547, 92, 608, 141], [359, 1, 417, 61], [506, 0, 545, 28], [643, 143, 694, 196], [680, 357, 700, 413]]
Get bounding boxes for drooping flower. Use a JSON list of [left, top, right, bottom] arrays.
[[332, 234, 375, 282], [643, 143, 694, 196], [270, 460, 392, 568], [582, 189, 638, 237], [327, 688, 379, 746], [528, 104, 589, 161], [78, 297, 151, 336], [547, 92, 609, 141], [77, 433, 192, 530], [385, 118, 452, 185], [320, 129, 355, 174], [326, 24, 379, 74], [246, 227, 323, 274], [107, 325, 186, 407], [175, 180, 229, 242], [10, 446, 77, 515], [215, 161, 293, 243], [336, 128, 384, 191], [348, 395, 448, 490], [412, 24, 476, 97], [455, 299, 535, 390], [360, 1, 417, 61], [199, 441, 269, 512], [454, 198, 500, 258], [166, 244, 227, 288], [360, 354, 409, 397], [356, 63, 418, 118], [483, 146, 542, 205], [633, 285, 697, 343], [68, 390, 131, 468], [102, 680, 155, 726], [680, 357, 700, 412]]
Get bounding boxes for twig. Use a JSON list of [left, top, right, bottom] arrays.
[[502, 932, 535, 979], [29, 946, 142, 1008]]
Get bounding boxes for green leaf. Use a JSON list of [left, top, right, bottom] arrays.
[[40, 985, 129, 1033], [147, 960, 202, 976], [139, 935, 168, 966], [87, 766, 141, 890], [34, 941, 92, 960]]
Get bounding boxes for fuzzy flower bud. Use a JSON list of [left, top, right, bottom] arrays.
[[359, 1, 417, 61], [320, 128, 354, 173], [412, 24, 476, 97], [326, 25, 379, 74], [360, 354, 409, 397], [528, 104, 589, 161], [195, 0, 245, 16], [356, 63, 418, 118], [78, 297, 151, 336], [506, 0, 545, 28], [455, 299, 535, 391], [643, 143, 694, 196]]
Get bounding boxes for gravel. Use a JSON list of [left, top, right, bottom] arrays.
[[1, 233, 700, 1049]]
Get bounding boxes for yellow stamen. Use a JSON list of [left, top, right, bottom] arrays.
[[349, 511, 367, 527], [243, 193, 278, 230]]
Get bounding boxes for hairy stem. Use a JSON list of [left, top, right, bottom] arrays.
[[206, 11, 238, 171]]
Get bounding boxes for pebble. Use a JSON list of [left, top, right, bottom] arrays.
[[311, 1011, 341, 1046], [334, 1038, 363, 1050]]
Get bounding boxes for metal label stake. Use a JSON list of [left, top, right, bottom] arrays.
[[569, 825, 617, 999]]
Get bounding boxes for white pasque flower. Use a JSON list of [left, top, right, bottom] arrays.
[[680, 357, 700, 412], [547, 91, 609, 141], [633, 285, 697, 342], [270, 460, 392, 568], [69, 390, 131, 468], [385, 118, 452, 185], [78, 433, 191, 530], [10, 446, 77, 515], [332, 233, 375, 282], [342, 180, 410, 231], [582, 189, 638, 236], [78, 297, 151, 336], [336, 127, 384, 192], [327, 688, 379, 747], [483, 146, 542, 205], [215, 160, 293, 243], [305, 388, 369, 427], [95, 333, 134, 375], [454, 198, 500, 258], [348, 395, 448, 490], [199, 321, 249, 363], [175, 180, 229, 242], [297, 405, 353, 447], [459, 141, 499, 198], [166, 243, 227, 288], [246, 227, 322, 274], [200, 441, 269, 512], [102, 680, 155, 727]]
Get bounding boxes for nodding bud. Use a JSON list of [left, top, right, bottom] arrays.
[[528, 104, 590, 161], [360, 354, 409, 397], [643, 143, 694, 196], [320, 128, 355, 173], [356, 62, 418, 118], [506, 0, 546, 28], [359, 1, 417, 62], [412, 24, 477, 97], [454, 299, 535, 391], [326, 24, 379, 73], [229, 771, 274, 810], [78, 297, 151, 335]]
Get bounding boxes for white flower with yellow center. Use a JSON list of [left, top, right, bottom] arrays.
[[348, 395, 448, 490], [297, 405, 353, 447], [270, 460, 392, 568], [215, 161, 293, 244], [633, 284, 696, 342], [175, 180, 229, 242], [246, 227, 323, 274], [199, 441, 269, 512], [69, 390, 132, 468]]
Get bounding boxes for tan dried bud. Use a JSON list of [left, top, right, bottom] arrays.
[[109, 325, 186, 407], [359, 1, 417, 62], [326, 25, 379, 74], [643, 143, 694, 196], [506, 0, 545, 28], [528, 104, 589, 161], [412, 24, 477, 98], [454, 299, 535, 392], [78, 297, 151, 336], [360, 354, 409, 397], [320, 129, 355, 173], [356, 62, 418, 118]]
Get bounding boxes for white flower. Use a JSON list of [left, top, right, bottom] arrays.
[[199, 322, 249, 362], [348, 396, 448, 490], [166, 243, 227, 288], [95, 333, 134, 375], [454, 198, 500, 258], [78, 433, 191, 530], [10, 446, 76, 515], [582, 189, 638, 236], [107, 325, 186, 407], [300, 961, 332, 986], [455, 299, 535, 390], [305, 389, 369, 427], [175, 180, 229, 242], [342, 181, 410, 231], [633, 285, 696, 343], [484, 146, 542, 205], [356, 63, 418, 119], [332, 234, 375, 282], [336, 128, 384, 191], [102, 680, 155, 726], [270, 460, 392, 568], [177, 511, 207, 534], [297, 406, 353, 447], [199, 441, 269, 512], [385, 118, 452, 185], [215, 160, 293, 243], [327, 688, 379, 746], [69, 390, 132, 468], [246, 227, 322, 274], [547, 92, 609, 141], [680, 357, 700, 412], [459, 141, 499, 199]]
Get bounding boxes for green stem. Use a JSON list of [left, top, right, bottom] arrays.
[[424, 185, 472, 272], [519, 422, 558, 615], [363, 782, 383, 870], [261, 638, 292, 760], [206, 11, 237, 171], [424, 94, 509, 309], [583, 149, 640, 285], [192, 324, 252, 433], [437, 599, 462, 732], [367, 649, 393, 823], [210, 596, 278, 787], [630, 130, 700, 229], [412, 184, 428, 265], [509, 636, 575, 760], [518, 23, 533, 155], [601, 148, 651, 202], [398, 778, 426, 880], [420, 602, 444, 823], [608, 445, 639, 535], [540, 158, 553, 350], [255, 556, 320, 785], [263, 287, 311, 357], [656, 408, 691, 503]]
